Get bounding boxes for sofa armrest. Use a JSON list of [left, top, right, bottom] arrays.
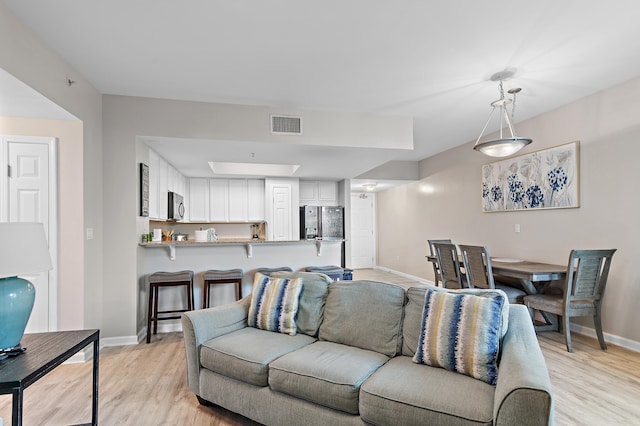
[[181, 296, 250, 393], [493, 304, 554, 426]]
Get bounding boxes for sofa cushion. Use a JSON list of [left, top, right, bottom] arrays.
[[360, 355, 494, 425], [319, 280, 405, 357], [413, 288, 506, 385], [248, 273, 303, 335], [270, 271, 332, 337], [200, 327, 316, 386], [403, 285, 510, 357], [269, 341, 389, 415]]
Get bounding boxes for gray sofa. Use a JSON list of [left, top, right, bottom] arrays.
[[182, 274, 553, 425]]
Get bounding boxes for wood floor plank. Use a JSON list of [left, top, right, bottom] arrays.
[[0, 269, 637, 425]]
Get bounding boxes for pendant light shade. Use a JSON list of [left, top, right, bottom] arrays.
[[473, 73, 532, 157]]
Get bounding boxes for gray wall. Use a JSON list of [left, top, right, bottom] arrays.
[[377, 76, 640, 349]]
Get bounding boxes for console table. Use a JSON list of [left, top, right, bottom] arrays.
[[0, 329, 100, 426]]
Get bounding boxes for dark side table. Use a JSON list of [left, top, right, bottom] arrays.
[[0, 329, 99, 426]]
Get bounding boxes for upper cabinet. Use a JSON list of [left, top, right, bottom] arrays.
[[188, 178, 265, 222], [148, 149, 187, 221], [299, 180, 338, 206]]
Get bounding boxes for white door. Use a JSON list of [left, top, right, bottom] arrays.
[[6, 137, 56, 333], [350, 193, 375, 269], [272, 185, 292, 240]]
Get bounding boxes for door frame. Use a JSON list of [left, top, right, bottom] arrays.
[[1, 135, 59, 331]]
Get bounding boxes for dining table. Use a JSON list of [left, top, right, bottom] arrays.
[[426, 255, 567, 295]]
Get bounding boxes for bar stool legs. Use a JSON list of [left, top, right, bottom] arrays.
[[146, 270, 194, 344], [203, 269, 244, 309]]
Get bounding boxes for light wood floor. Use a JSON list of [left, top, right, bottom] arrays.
[[1, 269, 639, 425]]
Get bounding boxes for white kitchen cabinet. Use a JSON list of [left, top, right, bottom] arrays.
[[318, 181, 338, 203], [209, 179, 229, 221], [299, 181, 317, 204], [148, 150, 160, 219], [228, 179, 248, 221], [188, 178, 209, 222], [187, 178, 265, 222], [298, 180, 338, 206], [247, 179, 265, 221], [157, 157, 169, 220]]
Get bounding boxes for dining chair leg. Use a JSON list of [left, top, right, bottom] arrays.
[[563, 315, 573, 353], [594, 310, 608, 350]]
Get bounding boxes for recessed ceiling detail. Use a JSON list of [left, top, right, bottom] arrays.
[[209, 161, 300, 177]]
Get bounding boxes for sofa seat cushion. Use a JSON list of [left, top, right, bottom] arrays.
[[268, 341, 389, 415], [360, 356, 495, 426], [200, 327, 316, 387]]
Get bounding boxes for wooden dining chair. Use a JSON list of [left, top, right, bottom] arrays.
[[432, 242, 464, 289], [523, 249, 616, 352], [427, 239, 452, 286], [459, 244, 527, 304]]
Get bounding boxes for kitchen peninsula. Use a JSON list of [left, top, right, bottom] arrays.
[[138, 219, 345, 333]]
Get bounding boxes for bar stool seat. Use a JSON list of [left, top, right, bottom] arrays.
[[147, 270, 194, 344], [203, 269, 243, 309], [306, 265, 344, 281], [255, 266, 293, 277]]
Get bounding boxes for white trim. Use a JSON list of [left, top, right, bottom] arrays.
[[570, 323, 640, 353], [374, 265, 433, 286], [101, 335, 140, 347]]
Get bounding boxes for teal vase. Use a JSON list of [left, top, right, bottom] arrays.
[[0, 276, 36, 350]]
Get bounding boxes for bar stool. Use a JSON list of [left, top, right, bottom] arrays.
[[147, 270, 194, 344], [306, 265, 344, 281], [255, 266, 293, 277], [203, 269, 244, 309]]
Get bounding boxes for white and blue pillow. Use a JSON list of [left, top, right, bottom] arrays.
[[248, 272, 303, 335], [412, 288, 506, 385]]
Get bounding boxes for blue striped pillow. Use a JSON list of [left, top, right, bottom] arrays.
[[248, 273, 303, 335], [412, 288, 506, 385]]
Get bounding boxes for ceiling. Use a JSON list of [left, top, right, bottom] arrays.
[[3, 1, 640, 191]]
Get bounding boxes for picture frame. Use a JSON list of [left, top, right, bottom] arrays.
[[481, 141, 579, 212], [140, 162, 149, 217]]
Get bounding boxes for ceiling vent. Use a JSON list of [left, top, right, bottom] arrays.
[[271, 115, 303, 135]]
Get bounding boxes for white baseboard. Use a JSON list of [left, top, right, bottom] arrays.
[[373, 265, 434, 286], [375, 265, 640, 353], [570, 323, 640, 353]]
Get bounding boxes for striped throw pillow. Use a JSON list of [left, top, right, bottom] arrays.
[[248, 273, 303, 335], [412, 288, 506, 385]]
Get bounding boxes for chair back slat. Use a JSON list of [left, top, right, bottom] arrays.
[[566, 249, 616, 303], [433, 242, 463, 289], [459, 244, 494, 289], [428, 239, 452, 286]]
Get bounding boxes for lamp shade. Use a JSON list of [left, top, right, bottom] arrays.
[[0, 222, 52, 278], [473, 137, 532, 157]]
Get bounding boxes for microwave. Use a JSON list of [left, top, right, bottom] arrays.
[[167, 191, 185, 221]]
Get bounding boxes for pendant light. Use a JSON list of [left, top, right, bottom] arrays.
[[473, 71, 532, 157]]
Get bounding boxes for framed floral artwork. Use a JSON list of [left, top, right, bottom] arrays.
[[481, 141, 579, 212]]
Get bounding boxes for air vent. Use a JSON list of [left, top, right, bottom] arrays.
[[271, 115, 303, 135]]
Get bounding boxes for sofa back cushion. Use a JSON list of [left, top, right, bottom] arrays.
[[271, 271, 332, 337], [403, 285, 509, 357], [319, 280, 406, 357]]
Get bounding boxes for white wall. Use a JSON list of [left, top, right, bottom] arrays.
[[377, 76, 640, 348], [0, 4, 104, 333]]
